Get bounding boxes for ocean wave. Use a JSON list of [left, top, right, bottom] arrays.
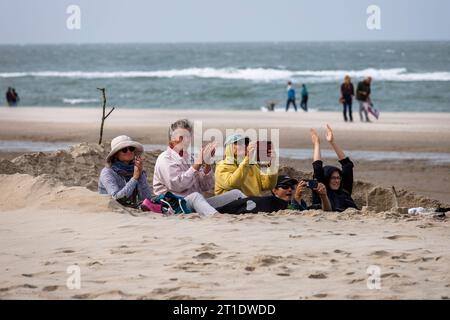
[[63, 98, 98, 104], [1, 68, 450, 82]]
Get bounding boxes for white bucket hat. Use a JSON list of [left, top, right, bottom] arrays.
[[106, 135, 144, 164]]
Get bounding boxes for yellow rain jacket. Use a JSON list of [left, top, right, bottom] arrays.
[[214, 144, 278, 196]]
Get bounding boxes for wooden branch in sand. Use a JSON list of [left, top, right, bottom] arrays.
[[97, 87, 116, 145], [391, 186, 399, 208]]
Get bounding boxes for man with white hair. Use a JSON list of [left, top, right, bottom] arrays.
[[153, 119, 246, 216]]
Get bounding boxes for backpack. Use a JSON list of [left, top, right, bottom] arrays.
[[141, 192, 192, 215]]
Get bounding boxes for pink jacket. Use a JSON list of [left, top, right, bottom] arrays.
[[153, 147, 214, 197]]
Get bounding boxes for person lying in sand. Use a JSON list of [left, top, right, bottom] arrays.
[[98, 135, 153, 208], [215, 174, 331, 214], [214, 134, 278, 197], [272, 175, 332, 211], [153, 119, 245, 217], [310, 125, 358, 212]]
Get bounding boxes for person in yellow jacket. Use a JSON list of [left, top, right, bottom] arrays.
[[215, 134, 278, 197]]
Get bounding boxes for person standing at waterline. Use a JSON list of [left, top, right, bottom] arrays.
[[340, 76, 354, 122], [5, 87, 19, 107], [300, 84, 309, 112], [98, 135, 153, 207], [285, 81, 298, 112], [153, 119, 246, 216]]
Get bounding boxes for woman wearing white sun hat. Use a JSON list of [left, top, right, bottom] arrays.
[[98, 135, 153, 207]]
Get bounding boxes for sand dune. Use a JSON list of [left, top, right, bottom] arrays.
[[1, 143, 445, 211], [0, 174, 120, 213], [0, 184, 449, 299]]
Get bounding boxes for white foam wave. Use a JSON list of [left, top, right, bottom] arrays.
[[1, 68, 450, 82]]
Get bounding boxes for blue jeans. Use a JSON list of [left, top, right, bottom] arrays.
[[359, 101, 370, 122], [343, 101, 353, 122], [300, 96, 308, 111]]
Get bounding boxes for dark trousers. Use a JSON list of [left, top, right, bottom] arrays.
[[286, 98, 297, 112], [343, 100, 353, 122], [300, 96, 308, 111]]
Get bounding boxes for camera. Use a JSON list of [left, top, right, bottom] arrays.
[[304, 179, 318, 189], [256, 140, 272, 163]]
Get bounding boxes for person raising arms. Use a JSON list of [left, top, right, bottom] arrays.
[[310, 125, 358, 212]]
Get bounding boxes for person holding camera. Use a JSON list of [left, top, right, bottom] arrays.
[[271, 175, 331, 211], [98, 135, 153, 208], [215, 174, 331, 214], [310, 125, 358, 212], [214, 134, 278, 197]]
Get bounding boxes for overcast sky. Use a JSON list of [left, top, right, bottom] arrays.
[[1, 0, 449, 44]]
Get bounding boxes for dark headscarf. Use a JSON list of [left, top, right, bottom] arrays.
[[322, 165, 357, 212]]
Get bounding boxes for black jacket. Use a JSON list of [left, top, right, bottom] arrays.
[[216, 196, 310, 215], [356, 81, 371, 102], [312, 157, 358, 212], [341, 83, 354, 102], [216, 196, 287, 214]]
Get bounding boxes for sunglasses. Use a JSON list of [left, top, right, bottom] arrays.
[[330, 176, 342, 181], [278, 184, 295, 190], [120, 146, 136, 153]]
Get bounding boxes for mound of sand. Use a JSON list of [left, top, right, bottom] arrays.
[[0, 173, 124, 213], [0, 159, 24, 175], [1, 142, 160, 192], [0, 143, 445, 214], [278, 167, 444, 212]]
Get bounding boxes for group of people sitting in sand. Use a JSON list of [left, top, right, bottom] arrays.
[[98, 119, 358, 216]]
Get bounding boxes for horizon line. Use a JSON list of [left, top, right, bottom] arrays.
[[1, 39, 450, 46]]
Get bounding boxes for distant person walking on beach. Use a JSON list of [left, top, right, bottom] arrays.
[[153, 119, 245, 216], [12, 88, 19, 105], [356, 77, 372, 122], [285, 81, 297, 112], [340, 76, 354, 122], [98, 135, 153, 208], [300, 84, 309, 111], [5, 87, 19, 107]]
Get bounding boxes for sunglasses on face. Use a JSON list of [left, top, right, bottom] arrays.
[[120, 146, 136, 153], [330, 176, 342, 181], [278, 184, 295, 190]]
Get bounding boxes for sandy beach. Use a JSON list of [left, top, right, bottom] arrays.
[[1, 107, 450, 152], [2, 0, 450, 303], [0, 107, 449, 299], [1, 107, 450, 202]]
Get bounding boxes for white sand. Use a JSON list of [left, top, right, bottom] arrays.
[[0, 173, 449, 300], [0, 108, 449, 300], [2, 107, 450, 154], [1, 107, 450, 132]]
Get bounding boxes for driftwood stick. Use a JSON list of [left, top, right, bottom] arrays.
[[104, 107, 115, 120], [97, 87, 115, 145], [391, 185, 399, 208]]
